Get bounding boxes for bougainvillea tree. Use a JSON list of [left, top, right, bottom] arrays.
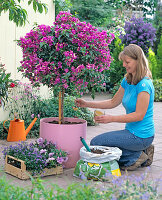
[[18, 11, 114, 123], [119, 16, 156, 55]]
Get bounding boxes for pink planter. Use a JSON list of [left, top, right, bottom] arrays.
[[40, 117, 87, 168]]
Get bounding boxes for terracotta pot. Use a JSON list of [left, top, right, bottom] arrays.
[[40, 117, 87, 168]]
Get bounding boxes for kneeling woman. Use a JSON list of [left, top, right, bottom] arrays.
[[75, 44, 154, 171]]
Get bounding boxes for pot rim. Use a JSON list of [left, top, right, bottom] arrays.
[[40, 117, 87, 124]]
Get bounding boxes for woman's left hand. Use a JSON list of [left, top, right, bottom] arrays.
[[94, 115, 113, 123]]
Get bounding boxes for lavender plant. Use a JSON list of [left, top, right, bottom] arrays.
[[119, 16, 156, 55], [2, 138, 68, 175], [0, 170, 160, 199], [102, 171, 160, 199]]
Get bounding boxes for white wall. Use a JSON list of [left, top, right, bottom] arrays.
[[0, 0, 55, 121]]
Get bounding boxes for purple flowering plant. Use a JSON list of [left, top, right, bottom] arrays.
[[17, 11, 114, 123], [3, 138, 68, 175], [119, 16, 156, 55]]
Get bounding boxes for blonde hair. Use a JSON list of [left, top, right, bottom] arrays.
[[119, 44, 152, 85]]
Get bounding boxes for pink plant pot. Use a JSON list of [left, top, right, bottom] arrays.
[[40, 117, 87, 168]]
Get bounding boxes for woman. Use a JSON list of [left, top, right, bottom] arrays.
[[75, 44, 155, 171]]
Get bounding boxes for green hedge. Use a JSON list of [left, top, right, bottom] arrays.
[[153, 79, 162, 102]]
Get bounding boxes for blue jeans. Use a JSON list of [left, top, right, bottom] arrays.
[[90, 129, 154, 167]]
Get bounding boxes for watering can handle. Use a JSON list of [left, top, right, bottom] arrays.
[[3, 120, 9, 132]]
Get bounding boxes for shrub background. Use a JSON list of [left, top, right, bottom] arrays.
[[119, 16, 156, 55]]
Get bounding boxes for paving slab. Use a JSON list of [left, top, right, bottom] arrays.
[[0, 92, 161, 194]]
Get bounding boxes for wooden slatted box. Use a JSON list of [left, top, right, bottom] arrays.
[[5, 155, 63, 180]]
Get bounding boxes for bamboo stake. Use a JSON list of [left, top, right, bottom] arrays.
[[61, 88, 65, 124], [59, 91, 62, 124]]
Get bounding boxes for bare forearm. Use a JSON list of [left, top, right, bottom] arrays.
[[76, 87, 124, 109], [85, 86, 124, 109], [111, 112, 144, 123], [86, 99, 114, 109], [95, 112, 144, 124]]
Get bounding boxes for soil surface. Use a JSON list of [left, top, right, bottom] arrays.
[[91, 148, 105, 154], [7, 157, 21, 169], [47, 120, 83, 125]]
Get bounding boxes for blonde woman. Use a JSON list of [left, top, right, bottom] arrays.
[[75, 44, 154, 171]]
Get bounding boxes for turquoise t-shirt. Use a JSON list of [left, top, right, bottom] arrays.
[[121, 77, 155, 138]]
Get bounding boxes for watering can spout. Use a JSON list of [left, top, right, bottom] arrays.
[[25, 117, 37, 136]]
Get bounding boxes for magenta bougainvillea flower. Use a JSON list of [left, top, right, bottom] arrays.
[[17, 11, 114, 95]]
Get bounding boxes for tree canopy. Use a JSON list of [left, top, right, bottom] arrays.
[[70, 0, 114, 27], [105, 0, 158, 18]]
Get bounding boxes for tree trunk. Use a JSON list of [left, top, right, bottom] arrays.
[[58, 88, 65, 124]]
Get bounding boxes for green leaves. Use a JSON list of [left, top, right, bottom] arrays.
[[9, 6, 28, 26], [33, 0, 47, 13], [28, 0, 33, 5], [0, 62, 17, 107], [54, 0, 72, 17], [153, 79, 162, 102], [70, 0, 114, 27], [0, 0, 48, 27]]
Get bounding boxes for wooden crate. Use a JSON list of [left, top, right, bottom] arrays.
[[5, 155, 63, 180]]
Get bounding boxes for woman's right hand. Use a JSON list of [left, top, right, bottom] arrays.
[[75, 98, 87, 108]]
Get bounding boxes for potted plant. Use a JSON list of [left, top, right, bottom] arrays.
[[3, 138, 68, 179], [17, 11, 114, 168]]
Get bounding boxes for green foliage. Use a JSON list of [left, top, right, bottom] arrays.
[[153, 1, 162, 54], [110, 81, 121, 96], [153, 79, 162, 102], [154, 25, 162, 55], [105, 37, 125, 92], [0, 175, 30, 200], [0, 61, 17, 107], [148, 48, 158, 79], [156, 35, 162, 79], [54, 0, 72, 18], [105, 0, 158, 18], [0, 171, 160, 199], [0, 176, 105, 200], [0, 121, 8, 140], [70, 0, 114, 27], [0, 0, 48, 26]]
